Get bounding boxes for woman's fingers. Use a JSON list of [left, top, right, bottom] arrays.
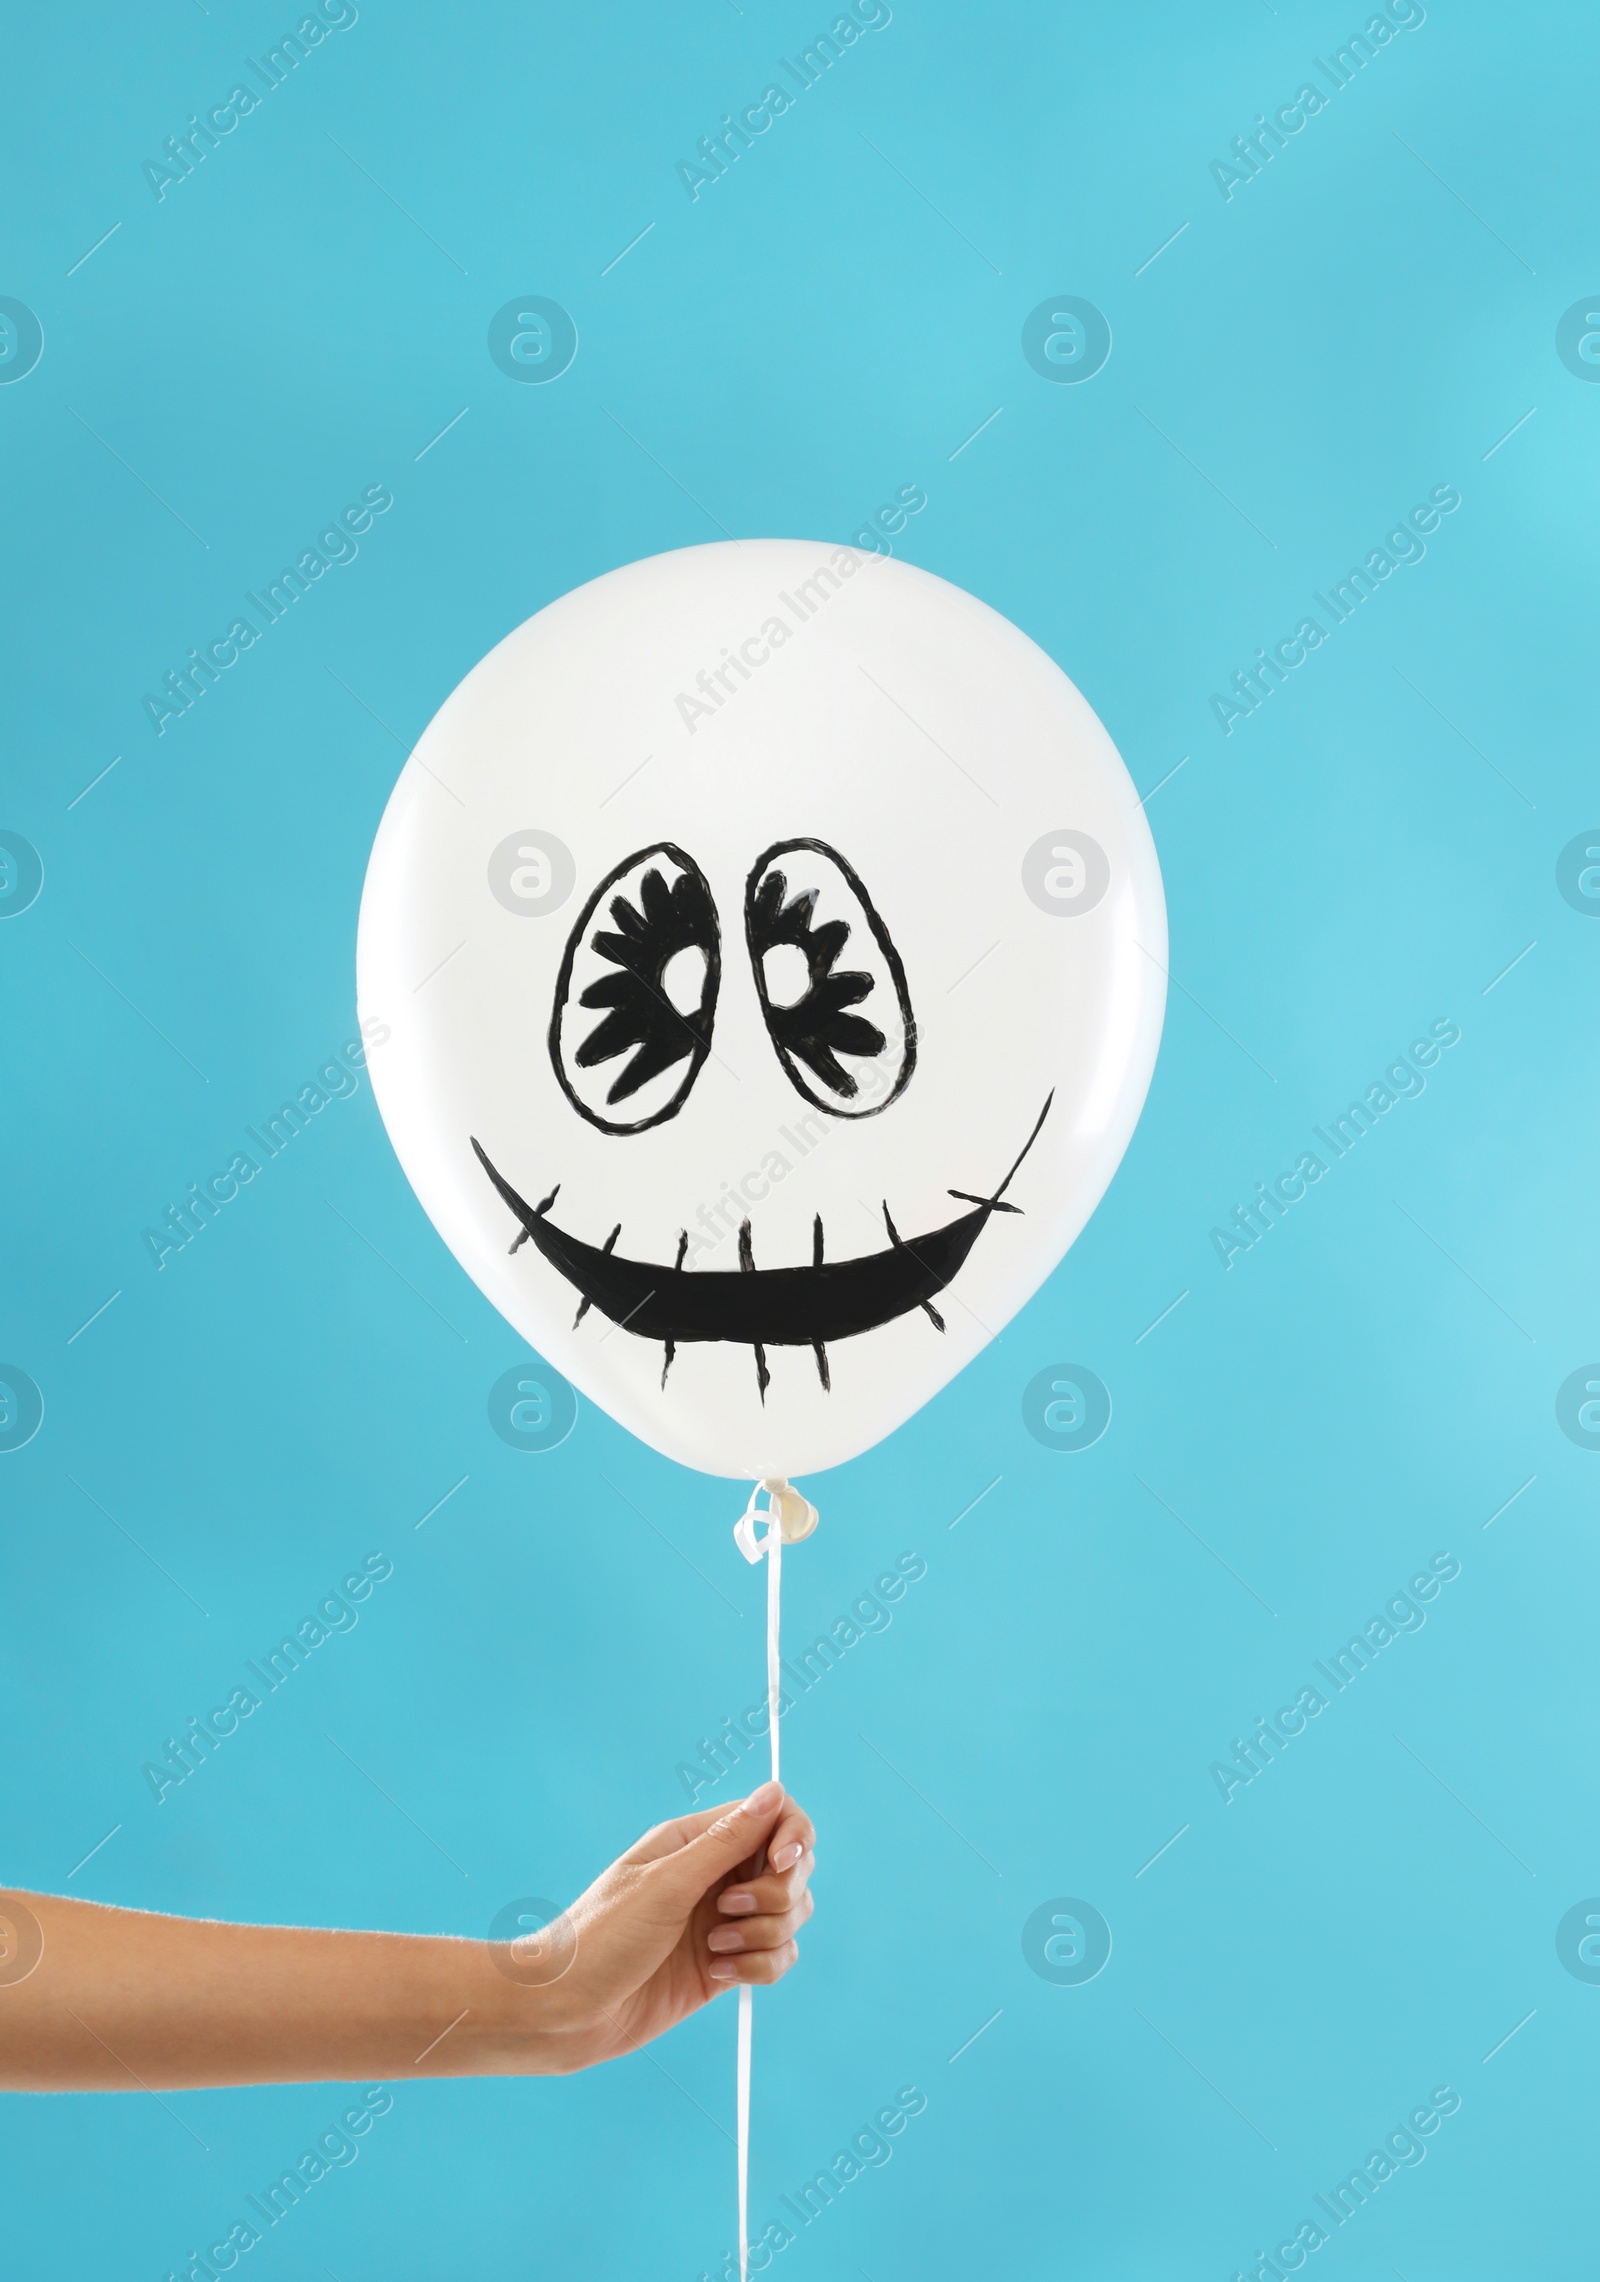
[[716, 1851, 814, 1918], [707, 1938, 800, 1987], [708, 1889, 814, 1959], [636, 1785, 792, 1917], [628, 1793, 813, 1876], [765, 1802, 815, 1875], [623, 1799, 758, 1866], [629, 1788, 810, 1876]]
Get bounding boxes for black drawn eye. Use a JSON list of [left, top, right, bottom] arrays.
[[744, 838, 915, 1118], [550, 843, 720, 1134]]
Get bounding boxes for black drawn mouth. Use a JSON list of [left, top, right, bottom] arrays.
[[470, 1094, 1051, 1401]]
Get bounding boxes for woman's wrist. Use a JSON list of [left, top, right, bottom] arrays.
[[440, 1941, 594, 2079]]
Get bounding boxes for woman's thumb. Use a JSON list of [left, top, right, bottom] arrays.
[[652, 1782, 784, 1902]]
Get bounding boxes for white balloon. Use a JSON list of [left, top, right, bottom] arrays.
[[357, 540, 1165, 1480]]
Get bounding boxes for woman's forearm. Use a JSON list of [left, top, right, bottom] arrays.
[[0, 1891, 544, 2091]]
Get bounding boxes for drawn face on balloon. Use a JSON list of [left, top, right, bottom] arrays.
[[358, 542, 1165, 1480], [473, 828, 1050, 1399]]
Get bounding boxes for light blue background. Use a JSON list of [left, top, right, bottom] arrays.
[[3, 2, 1596, 2275]]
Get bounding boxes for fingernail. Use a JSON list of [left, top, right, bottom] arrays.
[[771, 1841, 802, 1871], [718, 1890, 757, 1915], [743, 1780, 782, 1816], [707, 1927, 744, 1953], [709, 1962, 738, 1981]]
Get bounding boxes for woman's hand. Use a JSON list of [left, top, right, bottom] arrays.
[[525, 1781, 816, 2072], [0, 1784, 816, 2089]]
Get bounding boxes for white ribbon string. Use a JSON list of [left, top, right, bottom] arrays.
[[732, 1479, 812, 2282], [737, 1978, 753, 2282]]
